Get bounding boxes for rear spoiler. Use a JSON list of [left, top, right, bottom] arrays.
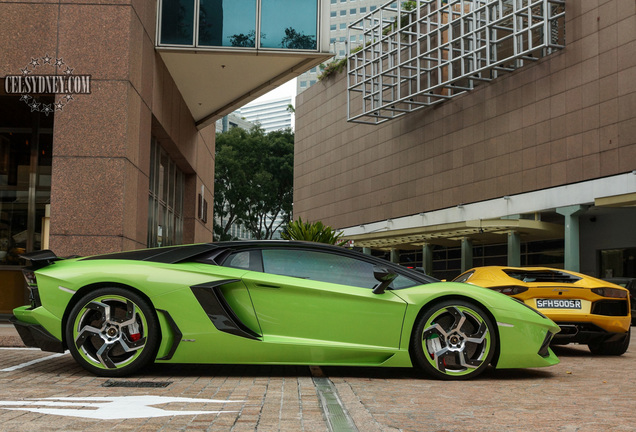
[[20, 250, 63, 270]]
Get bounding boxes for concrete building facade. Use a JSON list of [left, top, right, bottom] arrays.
[[294, 0, 636, 280]]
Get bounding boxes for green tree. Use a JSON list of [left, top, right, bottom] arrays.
[[281, 217, 346, 246], [214, 126, 294, 240]]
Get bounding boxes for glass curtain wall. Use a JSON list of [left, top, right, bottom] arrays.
[[160, 0, 318, 50], [147, 139, 185, 248], [0, 94, 53, 315]]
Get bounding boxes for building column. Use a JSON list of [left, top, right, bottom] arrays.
[[362, 247, 372, 255], [390, 248, 399, 263], [507, 231, 521, 267], [422, 243, 433, 276], [461, 238, 473, 272], [556, 205, 588, 272]]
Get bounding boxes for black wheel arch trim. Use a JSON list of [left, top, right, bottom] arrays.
[[190, 279, 262, 340]]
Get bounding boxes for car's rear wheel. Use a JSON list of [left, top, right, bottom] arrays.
[[588, 327, 630, 356], [411, 300, 496, 380], [65, 287, 159, 376]]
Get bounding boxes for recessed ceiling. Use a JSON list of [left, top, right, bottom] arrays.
[[158, 49, 332, 129]]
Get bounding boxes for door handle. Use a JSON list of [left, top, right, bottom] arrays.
[[256, 283, 280, 289]]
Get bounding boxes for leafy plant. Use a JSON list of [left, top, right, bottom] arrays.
[[318, 45, 364, 81], [281, 218, 346, 246]]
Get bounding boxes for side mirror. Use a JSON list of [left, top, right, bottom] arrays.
[[372, 266, 398, 294]]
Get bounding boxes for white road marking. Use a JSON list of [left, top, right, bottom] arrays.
[[0, 396, 243, 419], [0, 352, 67, 372]]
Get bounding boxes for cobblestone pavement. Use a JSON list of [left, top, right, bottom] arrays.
[[0, 330, 634, 432]]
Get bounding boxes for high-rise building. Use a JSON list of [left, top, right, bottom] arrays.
[[215, 113, 255, 133], [238, 97, 294, 132], [297, 0, 389, 94]]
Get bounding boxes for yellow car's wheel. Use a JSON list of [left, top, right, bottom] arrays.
[[588, 327, 630, 356]]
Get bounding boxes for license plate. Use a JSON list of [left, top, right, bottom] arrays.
[[536, 299, 582, 309]]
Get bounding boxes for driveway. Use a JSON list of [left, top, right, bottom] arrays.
[[0, 330, 634, 431]]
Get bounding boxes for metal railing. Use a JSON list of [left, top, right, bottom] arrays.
[[347, 0, 565, 124]]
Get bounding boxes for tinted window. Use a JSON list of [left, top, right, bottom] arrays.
[[262, 249, 378, 288], [223, 250, 262, 271]]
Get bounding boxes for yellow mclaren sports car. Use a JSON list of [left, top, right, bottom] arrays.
[[453, 267, 631, 355]]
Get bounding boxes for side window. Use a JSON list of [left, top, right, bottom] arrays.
[[261, 249, 378, 289], [222, 250, 263, 272]]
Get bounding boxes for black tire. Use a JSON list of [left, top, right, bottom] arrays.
[[588, 327, 630, 356], [65, 287, 160, 377], [410, 299, 497, 380]]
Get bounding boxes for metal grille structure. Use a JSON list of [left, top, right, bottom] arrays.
[[347, 0, 565, 124]]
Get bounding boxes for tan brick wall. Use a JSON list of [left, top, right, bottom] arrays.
[[294, 0, 636, 230]]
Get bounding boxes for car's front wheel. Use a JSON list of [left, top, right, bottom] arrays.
[[65, 287, 160, 376], [411, 300, 496, 380], [588, 327, 630, 356]]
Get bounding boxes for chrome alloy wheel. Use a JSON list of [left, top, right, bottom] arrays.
[[72, 295, 148, 370], [412, 300, 496, 380], [422, 305, 490, 374]]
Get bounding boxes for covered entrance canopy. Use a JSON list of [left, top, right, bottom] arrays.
[[344, 218, 563, 250]]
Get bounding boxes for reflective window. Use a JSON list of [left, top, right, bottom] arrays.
[[198, 0, 257, 47], [160, 0, 195, 45], [148, 140, 184, 247], [350, 8, 355, 14], [340, 10, 346, 15], [260, 0, 317, 49], [262, 249, 378, 288], [360, 6, 366, 13], [330, 24, 336, 31], [331, 11, 337, 17], [340, 23, 346, 30]]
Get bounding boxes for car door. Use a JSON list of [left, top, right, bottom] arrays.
[[239, 248, 408, 350]]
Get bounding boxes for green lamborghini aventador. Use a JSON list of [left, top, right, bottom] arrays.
[[12, 241, 560, 380]]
